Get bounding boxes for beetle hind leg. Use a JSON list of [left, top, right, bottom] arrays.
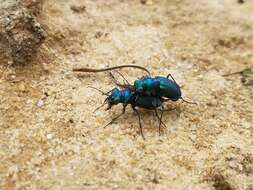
[[154, 109, 167, 135], [131, 106, 145, 140]]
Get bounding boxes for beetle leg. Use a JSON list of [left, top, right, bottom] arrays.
[[132, 106, 145, 140], [109, 72, 132, 89], [114, 70, 131, 85], [104, 105, 126, 128], [109, 72, 125, 87], [154, 109, 167, 135], [166, 73, 177, 82], [157, 107, 176, 112]]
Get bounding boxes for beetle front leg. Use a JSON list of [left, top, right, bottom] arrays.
[[104, 104, 127, 128]]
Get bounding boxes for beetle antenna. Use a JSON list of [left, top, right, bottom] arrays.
[[180, 97, 197, 105], [87, 86, 109, 96], [93, 98, 108, 113]]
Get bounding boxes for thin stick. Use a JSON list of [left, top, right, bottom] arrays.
[[73, 64, 151, 76], [222, 68, 253, 77], [222, 71, 243, 77]]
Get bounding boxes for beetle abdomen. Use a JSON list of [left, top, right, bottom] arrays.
[[156, 77, 181, 101], [134, 96, 162, 109]]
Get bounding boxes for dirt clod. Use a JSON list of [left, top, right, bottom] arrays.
[[70, 5, 86, 13], [0, 0, 46, 64], [238, 0, 245, 4], [212, 174, 234, 190]]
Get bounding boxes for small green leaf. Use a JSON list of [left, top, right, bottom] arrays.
[[242, 68, 253, 77]]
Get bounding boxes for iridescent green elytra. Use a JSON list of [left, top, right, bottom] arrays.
[[134, 76, 181, 101]]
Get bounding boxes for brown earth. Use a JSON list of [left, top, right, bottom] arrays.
[[0, 0, 253, 189]]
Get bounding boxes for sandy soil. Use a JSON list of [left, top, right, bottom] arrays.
[[0, 0, 253, 189]]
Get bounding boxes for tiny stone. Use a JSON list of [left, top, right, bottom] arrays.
[[141, 0, 153, 5], [146, 0, 153, 5], [94, 31, 103, 38], [46, 133, 53, 139], [243, 122, 251, 129], [7, 60, 13, 64], [73, 145, 80, 154], [10, 74, 16, 79], [37, 100, 44, 107], [70, 5, 86, 13], [19, 83, 26, 92]]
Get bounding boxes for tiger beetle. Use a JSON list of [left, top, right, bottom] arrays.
[[73, 64, 196, 104], [88, 86, 172, 139], [73, 64, 196, 138]]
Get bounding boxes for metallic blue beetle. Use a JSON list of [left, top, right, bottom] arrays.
[[73, 64, 195, 138], [73, 64, 184, 102], [108, 71, 194, 104], [107, 88, 163, 109], [88, 87, 168, 139]]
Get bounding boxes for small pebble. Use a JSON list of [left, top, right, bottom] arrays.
[[141, 0, 153, 5], [73, 145, 80, 154], [46, 133, 54, 139], [10, 74, 16, 80], [37, 100, 44, 107]]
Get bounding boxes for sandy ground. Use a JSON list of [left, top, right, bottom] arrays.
[[0, 0, 253, 189]]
